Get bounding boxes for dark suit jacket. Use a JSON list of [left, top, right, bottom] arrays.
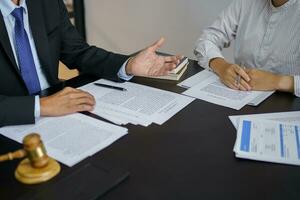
[[0, 0, 129, 127]]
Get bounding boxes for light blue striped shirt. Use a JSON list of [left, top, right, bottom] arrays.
[[195, 0, 300, 97], [0, 0, 132, 120]]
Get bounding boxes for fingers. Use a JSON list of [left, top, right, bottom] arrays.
[[148, 37, 165, 52], [65, 88, 95, 113], [163, 62, 177, 71], [164, 54, 182, 64], [60, 87, 95, 101], [67, 97, 95, 113], [238, 79, 251, 91], [232, 76, 251, 91], [164, 56, 178, 63], [69, 94, 95, 107], [219, 64, 253, 91], [233, 65, 252, 90], [147, 62, 176, 76], [223, 65, 250, 91], [41, 87, 96, 116], [234, 65, 250, 82]]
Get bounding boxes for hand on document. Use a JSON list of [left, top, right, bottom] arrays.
[[245, 68, 294, 93], [210, 60, 251, 91], [207, 58, 293, 94], [179, 70, 274, 110], [80, 79, 194, 126], [229, 111, 300, 166], [40, 87, 96, 116], [126, 37, 183, 77]]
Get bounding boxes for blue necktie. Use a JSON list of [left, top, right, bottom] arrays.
[[12, 7, 41, 95]]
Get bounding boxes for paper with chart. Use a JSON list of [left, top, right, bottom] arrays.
[[234, 118, 300, 166], [0, 113, 128, 167], [80, 79, 195, 126], [179, 69, 274, 107], [229, 111, 300, 129]]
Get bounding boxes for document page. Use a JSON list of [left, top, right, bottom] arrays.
[[182, 74, 271, 110], [0, 113, 128, 167], [177, 69, 215, 88], [234, 118, 300, 166], [179, 70, 274, 107], [229, 111, 300, 129], [80, 79, 195, 126]]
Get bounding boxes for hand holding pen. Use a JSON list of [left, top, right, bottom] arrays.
[[209, 58, 251, 91], [234, 64, 251, 91]]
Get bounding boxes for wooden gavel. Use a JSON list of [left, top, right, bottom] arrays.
[[0, 133, 49, 168], [0, 133, 60, 184]]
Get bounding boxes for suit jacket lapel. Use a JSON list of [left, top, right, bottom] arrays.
[[0, 11, 20, 76], [26, 0, 57, 85]]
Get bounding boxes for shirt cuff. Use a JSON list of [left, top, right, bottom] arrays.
[[194, 40, 224, 70], [294, 75, 300, 97], [34, 95, 41, 119], [117, 59, 134, 81]]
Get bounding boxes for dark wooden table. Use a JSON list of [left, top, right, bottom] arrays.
[[1, 60, 299, 200]]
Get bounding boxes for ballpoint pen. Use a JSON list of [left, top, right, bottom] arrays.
[[236, 64, 246, 86], [94, 83, 127, 91]]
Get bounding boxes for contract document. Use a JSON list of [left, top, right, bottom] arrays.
[[179, 70, 274, 108], [234, 118, 300, 166], [229, 111, 300, 129], [0, 113, 128, 167], [80, 79, 195, 126]]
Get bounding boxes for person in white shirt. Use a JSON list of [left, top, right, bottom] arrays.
[[194, 0, 299, 97]]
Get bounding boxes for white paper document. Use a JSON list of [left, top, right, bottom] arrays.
[[0, 113, 128, 167], [80, 79, 195, 126], [179, 70, 274, 109], [229, 111, 300, 129], [234, 118, 300, 166], [177, 69, 215, 89]]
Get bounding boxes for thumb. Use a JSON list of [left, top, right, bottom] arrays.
[[148, 37, 165, 51]]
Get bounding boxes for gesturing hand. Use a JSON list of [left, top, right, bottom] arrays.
[[125, 37, 183, 76], [40, 87, 95, 116]]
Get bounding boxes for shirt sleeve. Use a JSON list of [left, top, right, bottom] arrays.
[[34, 95, 40, 119], [294, 75, 300, 97], [194, 0, 243, 69], [117, 59, 134, 81]]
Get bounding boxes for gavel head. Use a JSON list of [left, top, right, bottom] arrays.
[[23, 133, 49, 168]]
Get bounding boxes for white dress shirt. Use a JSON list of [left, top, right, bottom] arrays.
[[0, 0, 132, 120], [194, 0, 300, 97]]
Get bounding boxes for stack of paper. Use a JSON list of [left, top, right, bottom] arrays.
[[145, 64, 188, 81], [229, 111, 300, 166], [80, 79, 195, 126], [179, 70, 274, 109], [0, 113, 128, 167]]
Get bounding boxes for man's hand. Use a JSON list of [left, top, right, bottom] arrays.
[[40, 87, 95, 116], [246, 68, 294, 92], [210, 58, 251, 91], [125, 37, 182, 76]]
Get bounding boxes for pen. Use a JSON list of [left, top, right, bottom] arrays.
[[236, 65, 245, 86], [94, 83, 127, 91]]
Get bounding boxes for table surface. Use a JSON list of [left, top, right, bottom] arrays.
[[1, 60, 299, 200]]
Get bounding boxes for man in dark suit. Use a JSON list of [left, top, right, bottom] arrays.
[[0, 0, 181, 127]]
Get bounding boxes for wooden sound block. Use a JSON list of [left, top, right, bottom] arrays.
[[15, 158, 61, 184]]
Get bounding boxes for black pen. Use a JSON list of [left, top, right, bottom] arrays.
[[94, 83, 127, 91]]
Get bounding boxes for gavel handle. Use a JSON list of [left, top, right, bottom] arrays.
[[0, 149, 26, 162]]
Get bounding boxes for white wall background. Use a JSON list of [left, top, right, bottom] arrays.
[[85, 0, 233, 60]]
